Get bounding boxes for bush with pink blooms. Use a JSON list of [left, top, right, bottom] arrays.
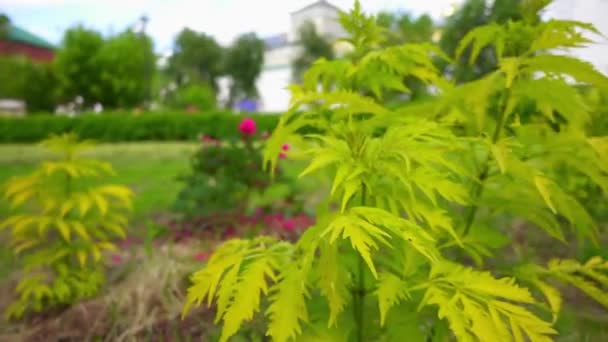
[[172, 117, 300, 234]]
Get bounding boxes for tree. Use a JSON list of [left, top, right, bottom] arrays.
[[224, 32, 265, 107], [168, 28, 223, 90], [0, 13, 9, 39], [96, 30, 155, 108], [0, 56, 59, 112], [438, 0, 537, 83], [375, 12, 437, 102], [376, 11, 434, 45], [291, 20, 335, 83], [54, 26, 105, 105]]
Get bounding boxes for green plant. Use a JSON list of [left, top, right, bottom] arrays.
[[173, 119, 294, 225], [0, 56, 59, 112], [0, 112, 280, 143], [1, 133, 133, 319], [170, 83, 217, 111], [183, 1, 608, 341]]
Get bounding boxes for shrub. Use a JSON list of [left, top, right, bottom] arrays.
[[183, 2, 608, 341], [1, 133, 133, 319], [170, 84, 217, 111], [173, 117, 296, 227], [0, 112, 280, 143], [0, 56, 59, 112]]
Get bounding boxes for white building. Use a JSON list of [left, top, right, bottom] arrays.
[[245, 0, 347, 113], [232, 0, 608, 113]]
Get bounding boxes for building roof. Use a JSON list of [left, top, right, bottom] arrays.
[[5, 24, 55, 50], [291, 0, 341, 15], [263, 33, 288, 50]]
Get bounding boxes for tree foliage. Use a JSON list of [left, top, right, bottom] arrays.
[[95, 30, 155, 108], [180, 1, 608, 340], [376, 11, 434, 45], [291, 20, 335, 83], [1, 133, 133, 319], [54, 26, 105, 105], [168, 28, 223, 90], [54, 26, 155, 108], [0, 56, 59, 112], [224, 32, 265, 106], [439, 0, 540, 83]]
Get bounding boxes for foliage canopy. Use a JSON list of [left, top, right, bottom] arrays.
[[180, 1, 608, 341]]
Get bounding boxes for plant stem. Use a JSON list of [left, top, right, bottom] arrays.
[[354, 184, 367, 342], [461, 90, 510, 237]]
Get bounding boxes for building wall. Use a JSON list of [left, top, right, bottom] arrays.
[[543, 0, 608, 75], [289, 4, 346, 42], [256, 66, 292, 113], [264, 44, 301, 69], [0, 40, 54, 62]]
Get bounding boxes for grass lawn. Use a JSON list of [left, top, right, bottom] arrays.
[[0, 142, 198, 279], [0, 142, 198, 219]]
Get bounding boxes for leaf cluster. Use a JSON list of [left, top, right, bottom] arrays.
[[1, 133, 133, 319], [183, 1, 608, 341]]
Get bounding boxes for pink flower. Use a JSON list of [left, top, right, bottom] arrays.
[[194, 252, 210, 262], [282, 219, 296, 232], [281, 144, 289, 151], [279, 152, 287, 159], [224, 226, 238, 239], [239, 118, 257, 135], [111, 254, 122, 265]]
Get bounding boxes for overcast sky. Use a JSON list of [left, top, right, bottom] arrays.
[[2, 0, 460, 54]]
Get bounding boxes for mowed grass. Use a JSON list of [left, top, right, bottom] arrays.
[[0, 142, 198, 219], [0, 142, 198, 278]]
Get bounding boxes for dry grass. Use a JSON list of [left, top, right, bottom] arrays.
[[0, 241, 216, 342]]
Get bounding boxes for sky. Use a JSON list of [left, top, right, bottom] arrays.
[[1, 0, 460, 55]]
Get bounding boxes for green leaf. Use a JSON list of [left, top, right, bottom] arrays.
[[318, 241, 351, 327], [323, 212, 390, 279], [423, 262, 556, 342], [219, 250, 278, 342], [55, 220, 71, 241], [534, 176, 557, 214], [524, 54, 608, 90], [491, 141, 509, 174], [456, 24, 505, 64], [266, 267, 310, 342], [547, 257, 608, 309], [375, 272, 410, 326]]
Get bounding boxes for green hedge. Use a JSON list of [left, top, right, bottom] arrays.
[[0, 112, 281, 143]]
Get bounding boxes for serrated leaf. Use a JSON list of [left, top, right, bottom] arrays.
[[266, 267, 310, 342], [376, 272, 410, 326], [56, 220, 71, 241], [92, 193, 109, 216], [72, 222, 91, 241], [491, 142, 509, 174], [77, 250, 87, 267], [534, 176, 557, 214], [532, 279, 562, 323], [219, 251, 278, 342], [318, 241, 350, 326]]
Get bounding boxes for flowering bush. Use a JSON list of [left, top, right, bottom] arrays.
[[239, 117, 257, 136], [173, 117, 297, 232]]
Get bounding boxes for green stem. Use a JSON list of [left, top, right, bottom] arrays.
[[354, 184, 367, 342], [65, 153, 72, 200], [461, 90, 510, 237]]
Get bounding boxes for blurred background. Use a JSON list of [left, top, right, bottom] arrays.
[[0, 0, 607, 340], [1, 0, 606, 115]]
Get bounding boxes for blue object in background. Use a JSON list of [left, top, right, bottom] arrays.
[[237, 99, 258, 112]]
